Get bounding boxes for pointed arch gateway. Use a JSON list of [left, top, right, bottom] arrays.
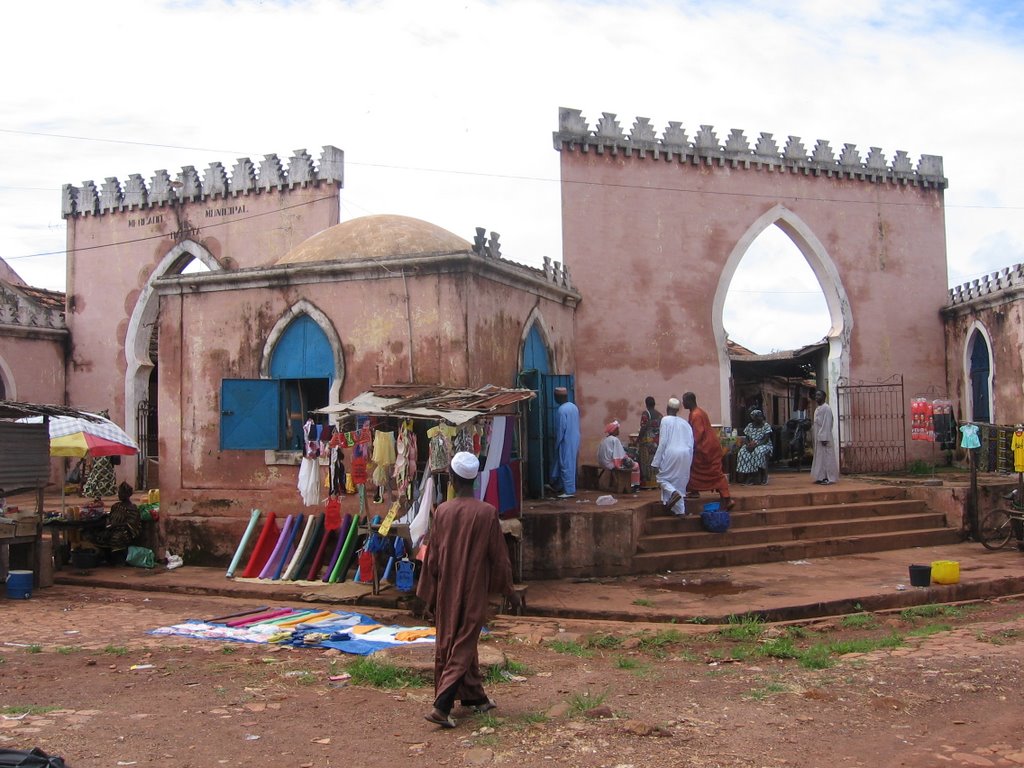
[[713, 205, 852, 439], [124, 240, 221, 486]]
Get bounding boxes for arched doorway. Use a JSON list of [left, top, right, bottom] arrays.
[[967, 327, 992, 423], [715, 205, 852, 435], [125, 240, 219, 488], [518, 312, 557, 498]]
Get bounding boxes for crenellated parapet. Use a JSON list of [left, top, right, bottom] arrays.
[[470, 227, 574, 292], [0, 282, 66, 331], [553, 108, 946, 189], [62, 145, 344, 218], [948, 263, 1024, 307]]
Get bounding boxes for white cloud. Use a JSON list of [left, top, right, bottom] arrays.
[[2, 0, 1022, 350]]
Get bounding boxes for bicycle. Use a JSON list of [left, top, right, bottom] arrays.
[[978, 489, 1024, 550]]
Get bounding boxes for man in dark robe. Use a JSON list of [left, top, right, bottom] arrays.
[[417, 452, 519, 728], [682, 392, 733, 510]]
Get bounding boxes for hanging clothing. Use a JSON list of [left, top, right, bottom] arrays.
[[651, 415, 694, 515], [83, 456, 117, 498], [959, 423, 980, 450], [1012, 429, 1024, 473], [298, 457, 321, 506]]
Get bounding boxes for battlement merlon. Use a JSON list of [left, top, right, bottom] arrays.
[[61, 145, 345, 218], [947, 263, 1024, 308], [553, 108, 947, 190]]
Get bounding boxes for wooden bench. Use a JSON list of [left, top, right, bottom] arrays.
[[579, 463, 632, 494]]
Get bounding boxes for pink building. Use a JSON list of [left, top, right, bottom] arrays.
[[554, 108, 949, 473]]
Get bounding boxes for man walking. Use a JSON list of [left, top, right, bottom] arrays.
[[810, 389, 840, 485], [417, 452, 519, 728], [681, 392, 733, 510], [549, 386, 580, 499], [651, 397, 694, 515]]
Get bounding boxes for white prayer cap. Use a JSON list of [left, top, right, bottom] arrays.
[[450, 451, 479, 480], [667, 397, 681, 410]]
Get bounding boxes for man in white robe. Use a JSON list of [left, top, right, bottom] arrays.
[[651, 398, 694, 515], [810, 390, 840, 485]]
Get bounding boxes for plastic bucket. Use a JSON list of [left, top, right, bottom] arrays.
[[908, 564, 931, 587], [931, 560, 960, 585], [6, 570, 33, 599], [703, 502, 721, 514]]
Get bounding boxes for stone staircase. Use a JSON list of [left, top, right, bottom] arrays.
[[632, 485, 960, 573]]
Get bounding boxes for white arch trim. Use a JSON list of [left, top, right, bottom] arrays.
[[261, 299, 345, 409], [962, 320, 995, 424], [124, 240, 221, 444], [0, 353, 16, 400], [713, 204, 852, 437], [518, 305, 554, 375]]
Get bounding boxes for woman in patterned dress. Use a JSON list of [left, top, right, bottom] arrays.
[[736, 409, 772, 485]]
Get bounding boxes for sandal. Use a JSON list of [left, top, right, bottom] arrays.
[[469, 698, 497, 714], [424, 709, 457, 728], [721, 498, 735, 511], [665, 490, 682, 512]]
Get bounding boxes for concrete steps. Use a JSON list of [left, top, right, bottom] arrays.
[[632, 485, 960, 573]]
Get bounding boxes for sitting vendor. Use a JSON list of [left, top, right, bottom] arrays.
[[596, 421, 640, 492], [89, 481, 141, 564]]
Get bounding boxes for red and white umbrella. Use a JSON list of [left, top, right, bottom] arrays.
[[19, 414, 139, 458]]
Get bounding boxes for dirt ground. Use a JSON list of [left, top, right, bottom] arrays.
[[2, 586, 1023, 768]]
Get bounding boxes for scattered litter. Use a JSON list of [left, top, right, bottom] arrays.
[[895, 584, 907, 591], [788, 560, 811, 565], [312, 737, 331, 745], [116, 762, 138, 766], [2, 642, 31, 648], [328, 673, 351, 682], [129, 664, 155, 671], [64, 630, 80, 635], [2, 713, 28, 721], [595, 495, 617, 506], [500, 670, 527, 682], [166, 554, 184, 570], [244, 735, 260, 741]]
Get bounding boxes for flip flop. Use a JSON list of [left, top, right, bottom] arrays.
[[424, 709, 456, 728], [466, 698, 497, 714], [665, 490, 682, 512]]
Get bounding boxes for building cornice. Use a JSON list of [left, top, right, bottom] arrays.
[[553, 107, 947, 189]]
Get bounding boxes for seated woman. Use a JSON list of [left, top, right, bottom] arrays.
[[89, 481, 141, 564], [736, 409, 772, 485], [596, 421, 640, 492]]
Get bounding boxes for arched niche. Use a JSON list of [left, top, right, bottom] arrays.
[[261, 299, 345, 407], [519, 306, 553, 375], [963, 321, 994, 423]]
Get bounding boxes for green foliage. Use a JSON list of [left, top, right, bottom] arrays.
[[840, 612, 877, 629], [56, 646, 83, 655], [345, 657, 430, 688], [567, 690, 608, 715], [484, 658, 531, 684], [0, 705, 59, 716], [744, 682, 789, 701], [718, 614, 765, 641], [632, 599, 654, 607], [614, 655, 653, 677], [548, 640, 593, 658], [907, 459, 934, 475], [900, 605, 961, 621], [759, 637, 799, 659], [907, 623, 952, 638], [518, 711, 549, 725], [26, 645, 42, 654], [103, 645, 129, 656], [636, 629, 683, 653], [586, 633, 624, 650], [220, 645, 238, 655]]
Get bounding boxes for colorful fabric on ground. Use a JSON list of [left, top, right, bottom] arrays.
[[149, 609, 435, 656]]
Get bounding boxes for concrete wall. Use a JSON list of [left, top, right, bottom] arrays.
[[556, 110, 949, 465]]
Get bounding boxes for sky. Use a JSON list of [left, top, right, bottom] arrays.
[[2, 0, 1023, 353]]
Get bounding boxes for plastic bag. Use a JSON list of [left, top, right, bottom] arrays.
[[0, 748, 67, 767], [595, 495, 617, 506], [126, 545, 155, 569]]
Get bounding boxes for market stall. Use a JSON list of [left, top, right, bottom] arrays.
[[226, 385, 534, 592]]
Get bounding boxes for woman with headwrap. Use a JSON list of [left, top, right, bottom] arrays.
[[736, 409, 772, 485]]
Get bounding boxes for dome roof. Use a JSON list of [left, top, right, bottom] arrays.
[[276, 214, 472, 265]]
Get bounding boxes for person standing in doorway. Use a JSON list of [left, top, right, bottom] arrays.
[[549, 386, 580, 499], [681, 392, 733, 510], [638, 395, 662, 490], [417, 452, 519, 729], [810, 389, 840, 485], [651, 397, 694, 515]]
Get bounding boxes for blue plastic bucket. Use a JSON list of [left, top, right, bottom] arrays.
[[6, 570, 33, 599], [703, 502, 721, 514]]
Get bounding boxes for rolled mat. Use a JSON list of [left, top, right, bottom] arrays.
[[330, 516, 362, 583], [270, 514, 303, 581], [259, 514, 295, 580], [227, 509, 262, 579], [323, 514, 352, 583], [306, 526, 336, 582], [240, 512, 279, 579], [292, 512, 325, 580], [282, 514, 317, 581]]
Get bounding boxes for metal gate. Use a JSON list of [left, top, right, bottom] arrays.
[[136, 399, 157, 490], [836, 375, 906, 473]]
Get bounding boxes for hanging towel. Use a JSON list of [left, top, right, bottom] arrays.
[[496, 464, 517, 516]]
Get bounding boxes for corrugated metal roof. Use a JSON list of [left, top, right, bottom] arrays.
[[316, 385, 535, 425], [0, 400, 104, 421]]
